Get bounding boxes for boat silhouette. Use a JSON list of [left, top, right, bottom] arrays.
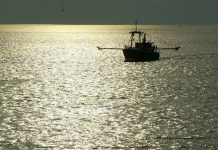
[[98, 21, 180, 62]]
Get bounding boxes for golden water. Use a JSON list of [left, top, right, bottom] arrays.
[[0, 25, 218, 149]]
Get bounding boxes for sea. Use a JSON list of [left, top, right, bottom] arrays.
[[0, 24, 218, 149]]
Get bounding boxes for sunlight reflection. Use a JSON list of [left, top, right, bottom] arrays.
[[1, 24, 218, 149]]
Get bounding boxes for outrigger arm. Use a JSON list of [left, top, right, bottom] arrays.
[[158, 46, 180, 50], [98, 46, 180, 51], [97, 46, 123, 50]]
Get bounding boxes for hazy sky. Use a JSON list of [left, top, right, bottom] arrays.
[[0, 0, 218, 24]]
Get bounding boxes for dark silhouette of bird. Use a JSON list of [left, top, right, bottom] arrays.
[[61, 0, 65, 12]]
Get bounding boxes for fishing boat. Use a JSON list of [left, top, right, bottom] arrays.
[[123, 30, 160, 61], [97, 22, 180, 62]]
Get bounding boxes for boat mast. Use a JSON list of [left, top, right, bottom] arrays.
[[130, 20, 138, 47], [130, 20, 143, 47], [135, 20, 142, 43]]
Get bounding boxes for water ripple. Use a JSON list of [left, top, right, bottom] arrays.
[[0, 25, 218, 149]]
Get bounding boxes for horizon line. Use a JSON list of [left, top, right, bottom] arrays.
[[1, 23, 218, 26]]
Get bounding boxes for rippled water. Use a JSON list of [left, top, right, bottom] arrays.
[[0, 25, 218, 149]]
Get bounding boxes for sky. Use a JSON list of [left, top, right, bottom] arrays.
[[0, 0, 218, 24]]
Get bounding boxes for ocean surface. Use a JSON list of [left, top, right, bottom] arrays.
[[0, 24, 218, 149]]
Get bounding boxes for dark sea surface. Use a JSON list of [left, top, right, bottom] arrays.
[[0, 25, 218, 149]]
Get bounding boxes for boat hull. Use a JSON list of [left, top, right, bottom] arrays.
[[123, 48, 160, 62]]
